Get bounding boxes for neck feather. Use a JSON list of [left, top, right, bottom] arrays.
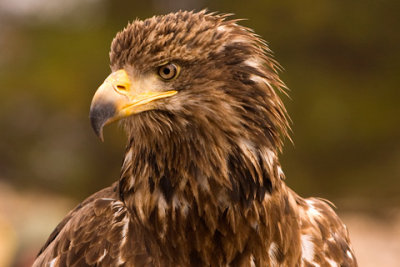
[[117, 111, 290, 264], [118, 119, 284, 226]]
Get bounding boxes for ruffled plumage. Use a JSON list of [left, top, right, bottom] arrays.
[[34, 10, 357, 267]]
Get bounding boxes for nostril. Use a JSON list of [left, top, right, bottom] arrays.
[[116, 85, 126, 91]]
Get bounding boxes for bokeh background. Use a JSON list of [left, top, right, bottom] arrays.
[[0, 0, 399, 266]]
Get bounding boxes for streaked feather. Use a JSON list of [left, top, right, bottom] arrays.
[[34, 10, 357, 267]]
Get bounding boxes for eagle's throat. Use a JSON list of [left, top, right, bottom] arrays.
[[117, 129, 287, 264]]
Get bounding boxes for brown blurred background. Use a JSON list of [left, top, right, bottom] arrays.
[[0, 0, 399, 266]]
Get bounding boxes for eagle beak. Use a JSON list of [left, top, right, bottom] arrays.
[[89, 69, 177, 141]]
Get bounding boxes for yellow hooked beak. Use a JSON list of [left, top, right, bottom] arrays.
[[89, 69, 177, 140]]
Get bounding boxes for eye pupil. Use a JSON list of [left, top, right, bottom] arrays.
[[158, 63, 179, 80], [163, 68, 170, 75]]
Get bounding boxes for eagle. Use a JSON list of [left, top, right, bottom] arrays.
[[33, 10, 357, 267]]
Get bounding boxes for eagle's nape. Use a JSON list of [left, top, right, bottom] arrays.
[[33, 10, 357, 267]]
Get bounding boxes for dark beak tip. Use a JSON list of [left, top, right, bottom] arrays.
[[89, 115, 105, 141], [99, 133, 105, 142], [89, 102, 116, 142], [94, 125, 105, 142]]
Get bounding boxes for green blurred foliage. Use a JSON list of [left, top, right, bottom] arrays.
[[0, 0, 399, 209]]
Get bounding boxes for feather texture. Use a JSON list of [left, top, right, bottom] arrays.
[[34, 10, 357, 267]]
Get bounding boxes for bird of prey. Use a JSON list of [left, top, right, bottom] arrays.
[[33, 10, 357, 267]]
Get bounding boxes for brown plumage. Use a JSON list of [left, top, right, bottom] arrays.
[[34, 10, 357, 266]]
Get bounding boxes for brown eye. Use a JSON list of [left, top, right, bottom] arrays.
[[158, 63, 179, 80]]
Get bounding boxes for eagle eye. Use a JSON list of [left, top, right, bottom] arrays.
[[158, 63, 179, 80]]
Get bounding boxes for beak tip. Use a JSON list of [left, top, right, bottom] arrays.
[[90, 116, 104, 141], [98, 131, 104, 142], [94, 125, 105, 142], [89, 101, 116, 142]]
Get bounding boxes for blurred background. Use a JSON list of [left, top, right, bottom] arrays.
[[0, 0, 399, 266]]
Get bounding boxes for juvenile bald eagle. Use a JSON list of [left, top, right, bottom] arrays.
[[34, 11, 357, 267]]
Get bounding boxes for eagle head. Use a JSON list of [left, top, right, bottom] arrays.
[[90, 10, 289, 153]]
